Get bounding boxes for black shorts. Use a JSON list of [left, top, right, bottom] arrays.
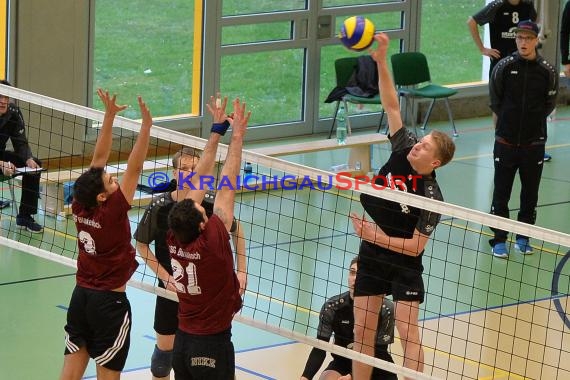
[[371, 346, 398, 380], [154, 295, 179, 335], [324, 356, 351, 375], [355, 241, 425, 303], [172, 329, 235, 380], [64, 285, 132, 371], [326, 347, 397, 380]]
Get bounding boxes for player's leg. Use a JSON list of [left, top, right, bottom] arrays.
[[60, 348, 90, 380], [353, 242, 391, 379], [152, 333, 175, 380], [392, 262, 424, 379], [61, 286, 90, 380], [320, 357, 351, 379], [395, 300, 423, 379], [320, 370, 343, 379], [86, 289, 132, 377], [370, 345, 398, 380], [94, 365, 121, 380], [152, 295, 178, 379]]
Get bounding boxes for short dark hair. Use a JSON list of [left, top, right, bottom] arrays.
[[350, 256, 358, 268], [168, 199, 205, 244], [73, 167, 105, 209], [172, 147, 199, 169]]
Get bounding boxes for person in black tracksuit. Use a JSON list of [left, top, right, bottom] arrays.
[[0, 80, 43, 232], [300, 258, 397, 380], [488, 20, 558, 257], [561, 1, 570, 78]]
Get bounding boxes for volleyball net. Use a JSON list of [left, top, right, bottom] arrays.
[[1, 84, 570, 379]]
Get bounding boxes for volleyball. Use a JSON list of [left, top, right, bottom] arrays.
[[339, 16, 375, 51]]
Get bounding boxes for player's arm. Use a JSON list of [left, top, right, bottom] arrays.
[[466, 16, 500, 60], [350, 212, 429, 257], [231, 220, 248, 295], [300, 302, 334, 380], [562, 2, 570, 77], [120, 96, 153, 203], [369, 33, 403, 136], [213, 98, 250, 231], [11, 107, 36, 167], [182, 95, 228, 204], [545, 65, 559, 118], [91, 89, 128, 168], [489, 61, 505, 119], [135, 242, 176, 292]]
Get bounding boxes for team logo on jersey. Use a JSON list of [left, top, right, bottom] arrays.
[[78, 231, 96, 255]]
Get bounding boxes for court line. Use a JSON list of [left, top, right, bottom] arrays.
[[235, 366, 275, 380], [0, 272, 75, 286], [438, 219, 566, 256], [551, 249, 570, 329]]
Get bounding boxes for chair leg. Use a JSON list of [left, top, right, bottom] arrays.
[[8, 179, 19, 217], [376, 110, 386, 134], [421, 99, 436, 131], [444, 98, 458, 137], [328, 101, 340, 139], [343, 99, 352, 135]]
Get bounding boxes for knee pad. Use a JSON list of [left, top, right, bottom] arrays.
[[151, 345, 173, 378]]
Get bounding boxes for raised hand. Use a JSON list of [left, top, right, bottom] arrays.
[[206, 93, 229, 123], [227, 97, 251, 138], [369, 32, 389, 63], [137, 96, 152, 129], [97, 88, 128, 115]]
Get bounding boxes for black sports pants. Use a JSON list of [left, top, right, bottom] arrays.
[[490, 141, 544, 244], [1, 151, 41, 216]]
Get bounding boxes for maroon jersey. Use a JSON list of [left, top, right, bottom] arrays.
[[167, 214, 242, 335], [72, 189, 138, 290]]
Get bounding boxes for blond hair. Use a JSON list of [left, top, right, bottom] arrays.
[[430, 130, 455, 167]]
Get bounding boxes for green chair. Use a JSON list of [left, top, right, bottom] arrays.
[[390, 52, 458, 136], [0, 174, 19, 216], [327, 57, 385, 139]]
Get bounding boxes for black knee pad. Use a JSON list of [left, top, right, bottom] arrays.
[[151, 345, 173, 378]]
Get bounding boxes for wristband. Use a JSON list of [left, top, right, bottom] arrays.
[[211, 120, 230, 136]]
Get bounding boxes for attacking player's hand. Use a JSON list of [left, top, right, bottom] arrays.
[[97, 88, 128, 115], [369, 32, 389, 63], [350, 212, 382, 243]]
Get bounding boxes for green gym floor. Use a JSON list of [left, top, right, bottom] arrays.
[[1, 106, 570, 379]]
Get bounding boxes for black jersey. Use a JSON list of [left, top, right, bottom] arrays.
[[133, 190, 237, 278], [0, 104, 34, 160], [360, 128, 442, 242], [301, 292, 394, 379], [133, 192, 176, 273], [473, 0, 537, 58]]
